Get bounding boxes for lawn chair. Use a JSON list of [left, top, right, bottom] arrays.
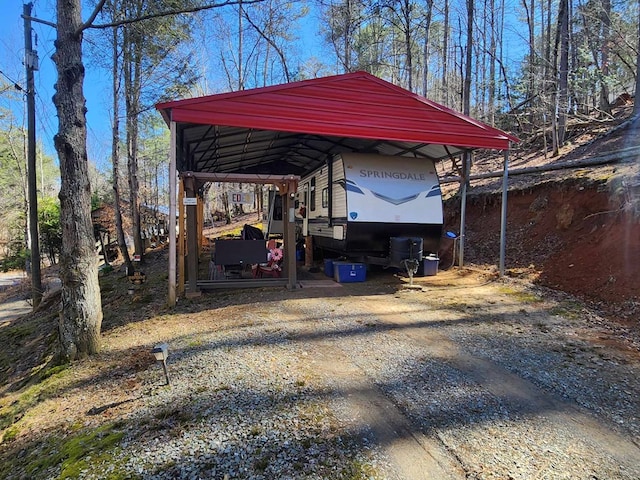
[[252, 247, 283, 278]]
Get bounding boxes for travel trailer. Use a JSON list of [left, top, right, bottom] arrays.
[[297, 152, 443, 266]]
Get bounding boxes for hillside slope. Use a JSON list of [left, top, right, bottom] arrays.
[[442, 112, 640, 324]]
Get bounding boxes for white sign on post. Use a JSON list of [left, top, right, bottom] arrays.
[[182, 197, 197, 206]]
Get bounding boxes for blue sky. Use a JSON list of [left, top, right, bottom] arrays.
[[1, 1, 527, 171], [1, 1, 114, 164], [0, 1, 325, 167]]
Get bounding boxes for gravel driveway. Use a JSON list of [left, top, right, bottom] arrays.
[[4, 268, 639, 479]]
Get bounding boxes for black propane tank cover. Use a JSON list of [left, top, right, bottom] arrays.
[[408, 237, 424, 261], [390, 237, 410, 265]]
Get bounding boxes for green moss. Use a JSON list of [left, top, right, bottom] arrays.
[[337, 458, 379, 479], [548, 301, 583, 320], [187, 338, 204, 348], [4, 323, 36, 341], [40, 364, 69, 380], [0, 364, 71, 431], [497, 285, 542, 303], [25, 424, 126, 479], [2, 424, 19, 442]]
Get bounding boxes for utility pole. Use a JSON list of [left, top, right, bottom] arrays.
[[24, 2, 42, 308]]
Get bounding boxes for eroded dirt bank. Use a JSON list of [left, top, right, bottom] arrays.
[[444, 177, 639, 323]]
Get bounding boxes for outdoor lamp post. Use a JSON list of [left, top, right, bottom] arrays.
[[151, 343, 170, 385]]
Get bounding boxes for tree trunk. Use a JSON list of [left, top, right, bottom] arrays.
[[557, 0, 569, 147], [441, 0, 449, 105], [110, 5, 133, 273], [238, 0, 244, 90], [401, 0, 413, 92], [421, 0, 433, 97], [599, 0, 611, 115], [488, 0, 497, 125], [463, 0, 473, 115], [523, 0, 535, 130], [222, 189, 231, 224], [344, 0, 352, 72], [123, 15, 144, 262], [53, 0, 103, 361]]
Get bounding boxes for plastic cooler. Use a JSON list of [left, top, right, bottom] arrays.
[[420, 255, 439, 276], [333, 262, 366, 283]]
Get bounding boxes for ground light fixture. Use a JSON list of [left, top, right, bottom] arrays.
[[151, 343, 170, 385]]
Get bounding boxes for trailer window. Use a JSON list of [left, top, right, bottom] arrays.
[[310, 177, 316, 211], [322, 187, 328, 208]]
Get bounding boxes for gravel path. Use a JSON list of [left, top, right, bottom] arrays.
[[279, 285, 640, 479], [5, 269, 639, 479]]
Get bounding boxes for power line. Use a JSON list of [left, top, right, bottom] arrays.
[[0, 69, 24, 92]]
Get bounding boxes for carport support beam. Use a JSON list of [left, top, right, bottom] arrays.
[[168, 121, 177, 307], [458, 152, 471, 267], [499, 148, 510, 277], [281, 188, 298, 290], [184, 174, 201, 297]]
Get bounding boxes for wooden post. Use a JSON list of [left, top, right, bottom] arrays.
[[178, 178, 185, 296], [168, 121, 177, 306], [197, 196, 204, 256], [304, 235, 313, 267], [499, 148, 510, 277], [282, 190, 298, 289], [458, 152, 471, 267], [275, 176, 299, 289], [184, 176, 201, 297]]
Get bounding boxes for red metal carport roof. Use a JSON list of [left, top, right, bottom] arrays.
[[156, 71, 518, 176]]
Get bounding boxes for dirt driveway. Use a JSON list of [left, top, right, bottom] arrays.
[[2, 267, 639, 479], [0, 271, 31, 325], [278, 270, 640, 479]]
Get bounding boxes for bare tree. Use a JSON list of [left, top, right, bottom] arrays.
[[123, 7, 144, 263], [552, 0, 570, 155], [463, 0, 473, 115], [321, 0, 367, 73], [53, 0, 105, 360], [380, 0, 419, 91], [240, 0, 305, 84], [107, 0, 134, 274], [420, 0, 433, 97], [441, 0, 450, 105]]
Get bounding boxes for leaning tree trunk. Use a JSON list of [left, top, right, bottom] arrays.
[[111, 15, 133, 274], [124, 16, 144, 263], [53, 0, 103, 361], [556, 0, 569, 148]]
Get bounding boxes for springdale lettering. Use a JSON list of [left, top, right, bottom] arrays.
[[359, 169, 427, 181]]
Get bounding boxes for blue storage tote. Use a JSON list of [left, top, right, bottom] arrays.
[[333, 262, 366, 283], [324, 258, 335, 277], [418, 255, 439, 276]]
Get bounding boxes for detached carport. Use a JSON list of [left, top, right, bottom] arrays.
[[156, 71, 518, 305]]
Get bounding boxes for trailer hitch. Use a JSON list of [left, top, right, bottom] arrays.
[[402, 258, 420, 286]]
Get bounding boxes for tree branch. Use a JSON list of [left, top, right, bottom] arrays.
[[241, 9, 291, 82], [88, 0, 265, 30], [77, 0, 108, 34]]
